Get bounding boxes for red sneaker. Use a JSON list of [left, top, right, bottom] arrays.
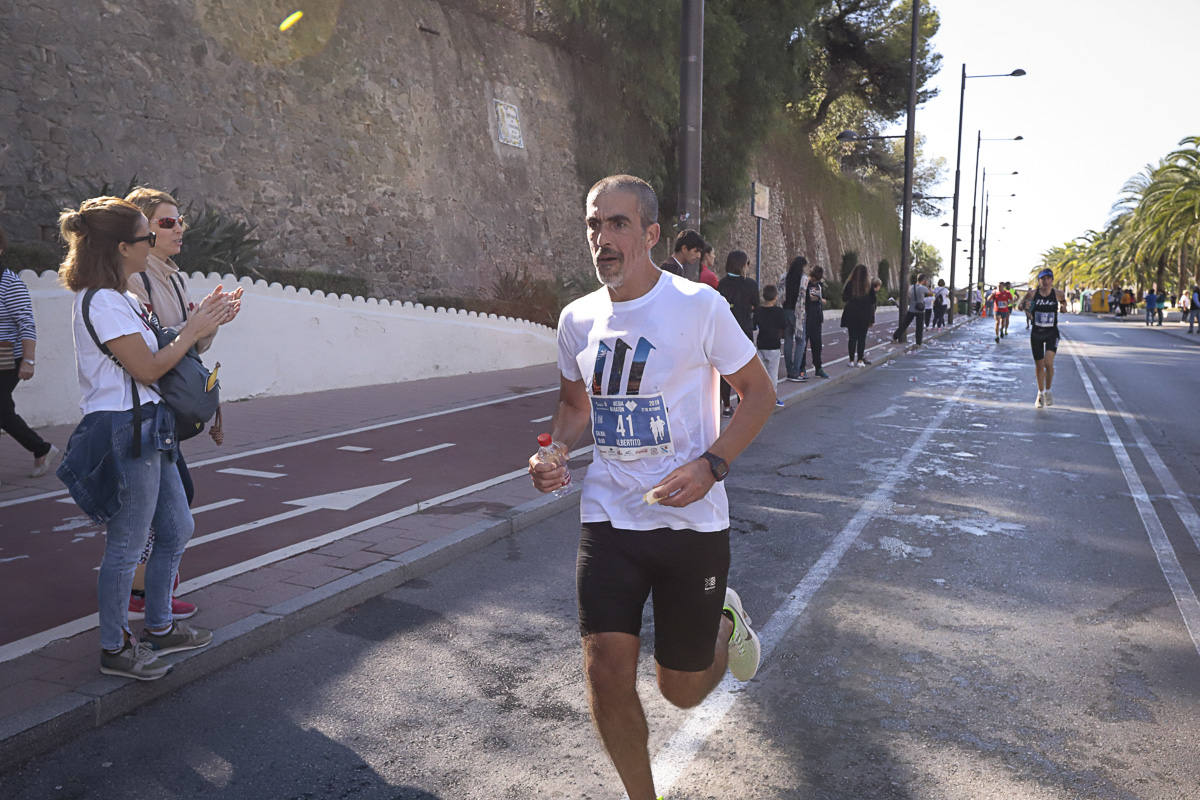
[[128, 594, 146, 620], [171, 597, 198, 619], [128, 594, 197, 620]]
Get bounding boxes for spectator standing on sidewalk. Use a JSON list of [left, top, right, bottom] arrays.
[[893, 273, 931, 347], [1188, 285, 1200, 333], [697, 244, 720, 290], [753, 284, 787, 404], [799, 264, 828, 378], [1144, 286, 1157, 326], [1156, 289, 1167, 326], [123, 187, 243, 621], [932, 279, 949, 328], [922, 283, 934, 328], [0, 225, 62, 483], [528, 174, 772, 800], [840, 264, 875, 367], [659, 229, 705, 280], [717, 250, 758, 415], [55, 196, 238, 680], [781, 255, 809, 382]]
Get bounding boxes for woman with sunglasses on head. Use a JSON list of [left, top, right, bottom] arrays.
[[122, 187, 242, 621], [57, 196, 238, 680], [1018, 268, 1068, 409]]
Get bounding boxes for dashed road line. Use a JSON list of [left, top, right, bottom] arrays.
[[1067, 339, 1200, 659], [383, 443, 456, 462], [217, 468, 287, 479]]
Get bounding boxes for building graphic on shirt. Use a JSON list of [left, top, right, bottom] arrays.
[[591, 337, 655, 396]]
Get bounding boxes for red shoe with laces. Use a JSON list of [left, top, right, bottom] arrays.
[[128, 593, 197, 620]]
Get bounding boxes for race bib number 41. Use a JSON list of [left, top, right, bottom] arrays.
[[591, 393, 674, 461]]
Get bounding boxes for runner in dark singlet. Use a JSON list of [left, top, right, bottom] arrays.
[[1018, 268, 1067, 408]]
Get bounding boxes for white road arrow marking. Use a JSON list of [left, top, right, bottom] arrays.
[[186, 479, 410, 549]]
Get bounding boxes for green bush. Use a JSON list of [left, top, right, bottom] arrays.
[[0, 240, 62, 273]]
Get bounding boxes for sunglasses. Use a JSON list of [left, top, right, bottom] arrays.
[[125, 232, 157, 247], [154, 215, 186, 230]]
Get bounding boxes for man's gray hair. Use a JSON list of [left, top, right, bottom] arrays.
[[587, 174, 659, 231]]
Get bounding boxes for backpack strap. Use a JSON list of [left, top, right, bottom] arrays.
[[168, 272, 189, 320], [82, 289, 143, 457]]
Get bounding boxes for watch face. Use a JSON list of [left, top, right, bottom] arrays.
[[704, 452, 728, 481]]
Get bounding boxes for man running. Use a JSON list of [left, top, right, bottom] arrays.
[[1018, 268, 1068, 408], [528, 174, 774, 800], [992, 281, 1013, 342]]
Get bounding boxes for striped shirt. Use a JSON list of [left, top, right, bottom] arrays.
[[0, 268, 37, 362]]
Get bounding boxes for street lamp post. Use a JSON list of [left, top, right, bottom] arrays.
[[967, 135, 1021, 313], [897, 0, 921, 326], [979, 191, 1015, 288], [947, 65, 1025, 321], [678, 0, 704, 229]]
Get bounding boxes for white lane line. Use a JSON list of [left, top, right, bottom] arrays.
[[0, 613, 99, 665], [0, 387, 559, 510], [56, 497, 76, 505], [187, 387, 555, 469], [1067, 340, 1200, 659], [186, 507, 315, 549], [337, 446, 372, 452], [191, 498, 244, 515], [383, 442, 456, 463], [1072, 344, 1200, 552], [0, 447, 590, 665], [530, 415, 553, 423], [217, 468, 287, 479], [648, 383, 969, 797], [175, 446, 590, 597]]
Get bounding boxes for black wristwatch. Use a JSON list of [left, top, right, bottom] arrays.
[[700, 451, 729, 482]]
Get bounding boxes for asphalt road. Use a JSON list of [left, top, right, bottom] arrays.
[[4, 314, 1199, 799]]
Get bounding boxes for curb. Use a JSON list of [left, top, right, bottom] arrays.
[[0, 482, 582, 773]]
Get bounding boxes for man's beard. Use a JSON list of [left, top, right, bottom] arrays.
[[593, 251, 625, 290]]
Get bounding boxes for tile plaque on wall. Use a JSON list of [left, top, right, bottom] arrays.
[[494, 100, 524, 148]]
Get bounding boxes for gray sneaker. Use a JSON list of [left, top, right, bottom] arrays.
[[100, 639, 171, 681], [143, 621, 213, 655], [724, 587, 762, 681]]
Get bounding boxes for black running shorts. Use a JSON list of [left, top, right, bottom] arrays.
[[1030, 328, 1059, 361], [577, 521, 730, 672]]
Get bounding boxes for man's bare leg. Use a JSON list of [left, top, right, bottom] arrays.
[[583, 632, 657, 800], [657, 614, 734, 708]]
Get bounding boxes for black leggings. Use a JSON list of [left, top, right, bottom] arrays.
[[0, 368, 50, 457], [847, 326, 868, 362]]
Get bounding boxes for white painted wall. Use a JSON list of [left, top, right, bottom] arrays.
[[15, 270, 558, 428]]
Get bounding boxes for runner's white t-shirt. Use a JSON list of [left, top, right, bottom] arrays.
[[73, 288, 162, 415], [557, 272, 757, 532]]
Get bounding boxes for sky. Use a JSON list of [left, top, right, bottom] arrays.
[[907, 0, 1200, 288]]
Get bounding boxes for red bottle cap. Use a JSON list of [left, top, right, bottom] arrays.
[[537, 433, 552, 446]]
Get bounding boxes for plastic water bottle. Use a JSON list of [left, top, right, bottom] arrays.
[[536, 433, 571, 497]]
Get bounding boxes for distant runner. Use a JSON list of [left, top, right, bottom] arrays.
[[1018, 269, 1068, 408], [992, 281, 1013, 342]]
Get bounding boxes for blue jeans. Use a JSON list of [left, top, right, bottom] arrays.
[[1189, 308, 1199, 330], [98, 428, 193, 650], [783, 310, 806, 377], [1145, 306, 1154, 325]]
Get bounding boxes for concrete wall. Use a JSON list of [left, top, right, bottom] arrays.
[[16, 269, 556, 428], [1, 0, 586, 300]]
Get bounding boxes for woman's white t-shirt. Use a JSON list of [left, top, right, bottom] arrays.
[[72, 288, 162, 415], [557, 272, 757, 532]]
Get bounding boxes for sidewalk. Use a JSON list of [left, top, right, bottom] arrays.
[[1097, 310, 1200, 344], [0, 310, 969, 772]]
